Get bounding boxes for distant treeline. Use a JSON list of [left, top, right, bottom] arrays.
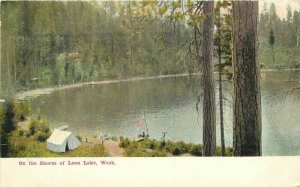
[[1, 1, 193, 94], [258, 3, 300, 69], [1, 1, 299, 96], [259, 3, 300, 47]]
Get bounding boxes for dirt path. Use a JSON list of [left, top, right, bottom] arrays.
[[103, 140, 125, 157]]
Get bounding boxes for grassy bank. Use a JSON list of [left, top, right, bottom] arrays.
[[8, 129, 108, 157], [1, 101, 108, 157], [119, 137, 233, 157], [7, 117, 108, 157], [259, 45, 300, 69]]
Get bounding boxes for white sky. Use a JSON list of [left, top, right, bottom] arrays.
[[259, 0, 300, 19]]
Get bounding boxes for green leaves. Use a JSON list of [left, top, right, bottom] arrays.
[[158, 4, 168, 16], [0, 0, 236, 91], [188, 13, 204, 26]]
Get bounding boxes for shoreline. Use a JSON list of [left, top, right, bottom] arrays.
[[15, 68, 300, 100], [260, 68, 300, 72], [15, 73, 198, 100]]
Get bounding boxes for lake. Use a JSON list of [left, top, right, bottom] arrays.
[[31, 70, 300, 156]]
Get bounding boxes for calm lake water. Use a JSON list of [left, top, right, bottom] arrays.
[[31, 70, 300, 156]]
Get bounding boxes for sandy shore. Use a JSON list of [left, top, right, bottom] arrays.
[[15, 73, 198, 100]]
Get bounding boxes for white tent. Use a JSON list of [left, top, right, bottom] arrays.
[[47, 129, 81, 153]]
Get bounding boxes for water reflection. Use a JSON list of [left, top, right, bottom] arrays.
[[31, 70, 300, 155]]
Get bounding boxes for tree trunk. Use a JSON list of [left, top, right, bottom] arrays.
[[272, 47, 275, 68], [216, 4, 226, 156], [201, 1, 216, 156], [232, 1, 262, 156], [218, 29, 226, 157]]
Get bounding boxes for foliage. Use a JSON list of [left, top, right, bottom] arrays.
[[269, 29, 275, 47], [1, 100, 16, 134], [190, 144, 202, 156], [258, 3, 300, 48], [1, 100, 109, 157], [7, 124, 108, 157], [27, 117, 50, 139], [259, 3, 300, 69], [35, 132, 50, 142], [8, 130, 108, 157], [111, 136, 118, 141], [0, 104, 5, 126], [214, 1, 232, 70], [119, 138, 167, 157], [40, 123, 50, 133], [2, 1, 299, 93], [14, 100, 30, 121], [1, 1, 193, 92], [18, 129, 25, 136], [259, 46, 300, 69], [119, 137, 131, 148], [119, 137, 232, 157], [0, 101, 15, 157], [28, 118, 39, 136]]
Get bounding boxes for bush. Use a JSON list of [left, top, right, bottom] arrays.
[[28, 119, 40, 136], [150, 140, 160, 150], [165, 140, 176, 153], [111, 136, 118, 141], [35, 132, 49, 142], [0, 103, 5, 125], [160, 141, 166, 148], [8, 139, 26, 156], [215, 146, 234, 156], [26, 131, 31, 138], [165, 140, 192, 155], [215, 146, 222, 156], [149, 141, 157, 150], [172, 147, 181, 156], [190, 145, 202, 156], [152, 150, 168, 157], [40, 123, 50, 133], [29, 124, 35, 136], [18, 129, 25, 136], [176, 141, 190, 153], [142, 139, 159, 150], [225, 147, 233, 156], [1, 100, 16, 133], [14, 100, 30, 121], [119, 137, 130, 148]]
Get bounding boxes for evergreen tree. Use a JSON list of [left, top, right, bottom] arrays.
[[0, 100, 16, 157], [269, 29, 275, 66]]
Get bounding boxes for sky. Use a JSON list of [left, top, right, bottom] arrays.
[[259, 0, 300, 19]]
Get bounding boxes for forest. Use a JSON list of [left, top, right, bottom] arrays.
[[1, 1, 299, 94], [1, 1, 300, 158]]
